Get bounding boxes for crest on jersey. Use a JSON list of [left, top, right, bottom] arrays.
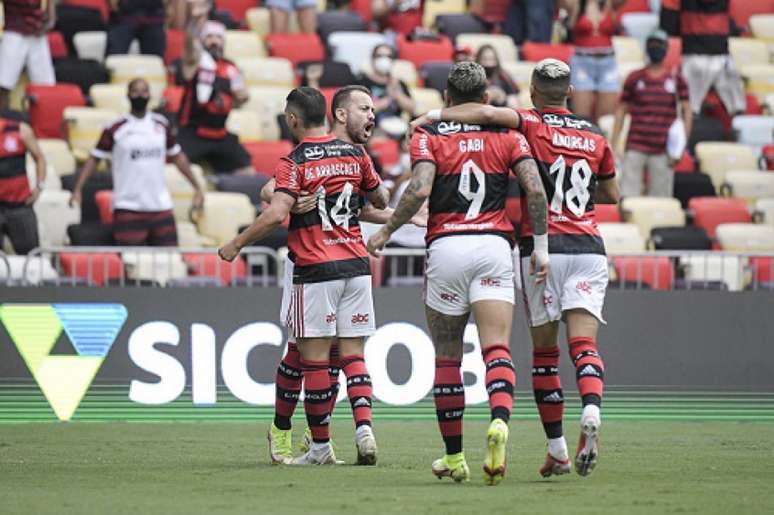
[[304, 146, 325, 161], [4, 136, 18, 153], [664, 78, 676, 94], [437, 121, 462, 135]]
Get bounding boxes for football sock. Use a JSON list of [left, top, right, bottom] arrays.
[[532, 346, 564, 439], [328, 343, 341, 417], [301, 357, 332, 444], [482, 344, 515, 423], [548, 437, 569, 460], [568, 337, 605, 408], [341, 354, 373, 427], [273, 340, 302, 430], [434, 358, 465, 455]]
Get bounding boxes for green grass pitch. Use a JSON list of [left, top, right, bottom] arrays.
[[1, 418, 773, 515]]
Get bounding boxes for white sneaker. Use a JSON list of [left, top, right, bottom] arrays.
[[355, 425, 378, 465], [289, 442, 338, 466], [575, 407, 601, 477]]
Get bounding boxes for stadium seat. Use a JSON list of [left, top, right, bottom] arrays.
[[183, 252, 247, 286], [598, 223, 646, 253], [505, 197, 521, 225], [59, 252, 122, 286], [673, 151, 696, 173], [755, 198, 774, 227], [397, 34, 454, 69], [739, 64, 774, 100], [369, 139, 400, 168], [750, 256, 774, 284], [679, 254, 746, 291], [242, 86, 289, 141], [243, 141, 293, 176], [61, 0, 110, 23], [421, 62, 454, 93], [729, 38, 770, 66], [360, 59, 419, 87], [595, 204, 621, 223], [26, 84, 86, 139], [47, 31, 69, 59], [650, 226, 712, 250], [73, 31, 107, 62], [732, 115, 774, 153], [164, 29, 184, 65], [265, 33, 325, 68], [716, 223, 774, 251], [750, 14, 774, 42], [612, 256, 674, 290], [436, 14, 487, 43], [520, 42, 574, 64], [165, 163, 206, 198], [317, 11, 367, 44], [721, 171, 774, 205], [732, 1, 774, 33], [224, 30, 266, 61], [456, 34, 518, 63], [246, 7, 271, 36], [328, 31, 388, 74], [226, 110, 263, 142], [176, 221, 209, 248], [689, 197, 751, 240], [410, 88, 444, 114], [621, 197, 685, 237], [612, 36, 645, 66], [34, 190, 81, 247], [695, 142, 758, 190], [214, 174, 270, 205], [90, 83, 131, 112], [237, 57, 295, 88], [94, 190, 113, 224], [105, 54, 166, 85], [63, 107, 120, 161], [121, 251, 188, 286], [38, 139, 77, 177], [501, 61, 535, 89], [422, 0, 467, 28], [620, 12, 659, 41], [215, 0, 255, 25], [196, 192, 256, 246]]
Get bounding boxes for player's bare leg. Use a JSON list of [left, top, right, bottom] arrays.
[[565, 309, 605, 477], [426, 307, 470, 483], [472, 300, 516, 486], [531, 321, 572, 477], [338, 336, 377, 465]]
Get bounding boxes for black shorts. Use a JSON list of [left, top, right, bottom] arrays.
[[177, 126, 252, 173]]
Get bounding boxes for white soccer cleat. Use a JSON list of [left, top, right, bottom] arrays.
[[289, 442, 338, 466], [575, 409, 601, 477], [540, 453, 572, 477], [355, 425, 378, 465]]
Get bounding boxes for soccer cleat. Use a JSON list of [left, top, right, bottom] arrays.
[[355, 425, 378, 465], [539, 453, 572, 477], [289, 442, 338, 465], [431, 452, 470, 483], [575, 414, 601, 477], [299, 427, 313, 454], [268, 423, 293, 465], [483, 419, 508, 486]]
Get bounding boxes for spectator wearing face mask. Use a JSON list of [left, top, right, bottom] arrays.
[[358, 44, 416, 128], [611, 30, 693, 198], [475, 44, 520, 109]]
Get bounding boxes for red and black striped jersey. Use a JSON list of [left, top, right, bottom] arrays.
[[0, 118, 30, 206], [2, 0, 44, 35], [516, 108, 616, 256], [410, 121, 534, 246], [274, 134, 382, 284]]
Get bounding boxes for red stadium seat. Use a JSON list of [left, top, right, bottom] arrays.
[[745, 94, 764, 115], [244, 141, 294, 176], [595, 204, 621, 223], [663, 37, 682, 72], [162, 86, 184, 114], [505, 197, 521, 225], [165, 29, 184, 65], [612, 256, 674, 290], [397, 34, 454, 69], [95, 190, 113, 224], [61, 0, 110, 23], [520, 42, 574, 64], [674, 151, 695, 173], [47, 32, 68, 59], [763, 144, 774, 171], [478, 0, 509, 24], [265, 33, 325, 68], [730, 0, 774, 33], [183, 253, 247, 286], [689, 197, 751, 240], [215, 0, 255, 25], [750, 256, 774, 283], [25, 84, 86, 139], [60, 253, 123, 286], [617, 0, 650, 15], [349, 0, 373, 23], [369, 139, 400, 168]]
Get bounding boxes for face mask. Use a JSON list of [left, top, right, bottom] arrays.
[[129, 95, 149, 112], [646, 46, 667, 64], [483, 65, 498, 78], [373, 56, 393, 75], [206, 44, 223, 60]]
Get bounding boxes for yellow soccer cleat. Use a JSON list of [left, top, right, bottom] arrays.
[[483, 419, 509, 486], [299, 426, 313, 454], [268, 423, 292, 465], [432, 452, 470, 483]]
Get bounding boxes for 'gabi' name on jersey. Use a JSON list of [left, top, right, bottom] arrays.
[[552, 132, 596, 152], [459, 138, 485, 153], [305, 162, 361, 180]]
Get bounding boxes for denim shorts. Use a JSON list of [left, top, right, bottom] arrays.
[[265, 0, 318, 11], [570, 52, 620, 93]]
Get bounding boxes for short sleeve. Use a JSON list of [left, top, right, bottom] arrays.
[[676, 73, 689, 102], [90, 127, 114, 160], [165, 124, 181, 156], [598, 141, 616, 180], [410, 127, 435, 167], [273, 157, 300, 199], [360, 153, 382, 192], [508, 131, 534, 170]]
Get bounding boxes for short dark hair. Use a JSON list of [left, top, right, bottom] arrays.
[[372, 44, 396, 60], [285, 87, 327, 128], [446, 61, 488, 105], [331, 85, 371, 120], [127, 77, 148, 93], [531, 58, 571, 105]]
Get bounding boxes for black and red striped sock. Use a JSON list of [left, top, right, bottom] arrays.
[[482, 344, 515, 423], [328, 343, 341, 417], [273, 341, 302, 430], [341, 354, 373, 427], [568, 337, 605, 408], [532, 346, 564, 439], [434, 359, 465, 455], [301, 357, 332, 443]]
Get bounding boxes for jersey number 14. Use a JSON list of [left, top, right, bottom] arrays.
[[317, 182, 353, 231]]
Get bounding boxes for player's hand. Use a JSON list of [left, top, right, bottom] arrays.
[[530, 251, 549, 285], [69, 190, 82, 208], [192, 189, 205, 212], [291, 190, 316, 214], [218, 240, 241, 262], [366, 228, 390, 257], [25, 186, 42, 206]]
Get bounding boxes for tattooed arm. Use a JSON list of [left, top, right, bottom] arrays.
[[513, 158, 550, 282]]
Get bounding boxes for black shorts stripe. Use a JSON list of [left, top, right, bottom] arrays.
[[519, 234, 606, 256]]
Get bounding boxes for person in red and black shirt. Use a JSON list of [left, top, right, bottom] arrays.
[[106, 0, 167, 57], [368, 62, 550, 485], [177, 1, 254, 174], [0, 115, 47, 254], [412, 58, 620, 479], [612, 29, 693, 198], [219, 87, 389, 466]]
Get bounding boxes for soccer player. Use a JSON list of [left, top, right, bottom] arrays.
[[267, 86, 426, 465], [411, 58, 621, 477], [219, 87, 390, 465], [367, 62, 550, 485]]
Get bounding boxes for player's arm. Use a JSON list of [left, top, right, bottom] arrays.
[[219, 192, 295, 261], [610, 102, 628, 156], [361, 203, 427, 227], [514, 158, 550, 282], [365, 185, 390, 210], [20, 122, 46, 205], [595, 177, 620, 205], [366, 161, 435, 255], [260, 177, 317, 214], [411, 104, 521, 133], [171, 150, 204, 212]]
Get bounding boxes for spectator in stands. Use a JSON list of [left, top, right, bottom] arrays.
[[660, 0, 745, 117], [0, 0, 56, 111], [177, 2, 255, 175], [70, 78, 204, 246], [267, 0, 318, 33], [502, 0, 556, 45], [372, 0, 423, 37], [453, 45, 473, 63], [106, 0, 166, 57], [612, 30, 693, 198], [475, 44, 520, 109], [358, 44, 416, 132], [0, 115, 46, 254], [566, 0, 626, 122]]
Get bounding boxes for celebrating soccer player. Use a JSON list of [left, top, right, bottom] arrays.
[[219, 87, 390, 465], [411, 58, 621, 477], [367, 62, 550, 485]]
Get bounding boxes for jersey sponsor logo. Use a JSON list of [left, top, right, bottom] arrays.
[[325, 313, 337, 324], [440, 292, 460, 303], [576, 281, 592, 294], [480, 277, 502, 288], [543, 294, 554, 306], [486, 380, 508, 394], [516, 133, 530, 153], [442, 221, 495, 231], [130, 147, 164, 160], [523, 113, 540, 123], [418, 133, 430, 156], [351, 313, 370, 325], [322, 236, 361, 246], [551, 133, 597, 152], [437, 121, 462, 135], [542, 113, 593, 130], [304, 146, 325, 161]]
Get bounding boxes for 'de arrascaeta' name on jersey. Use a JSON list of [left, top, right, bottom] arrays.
[[305, 162, 361, 180]]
